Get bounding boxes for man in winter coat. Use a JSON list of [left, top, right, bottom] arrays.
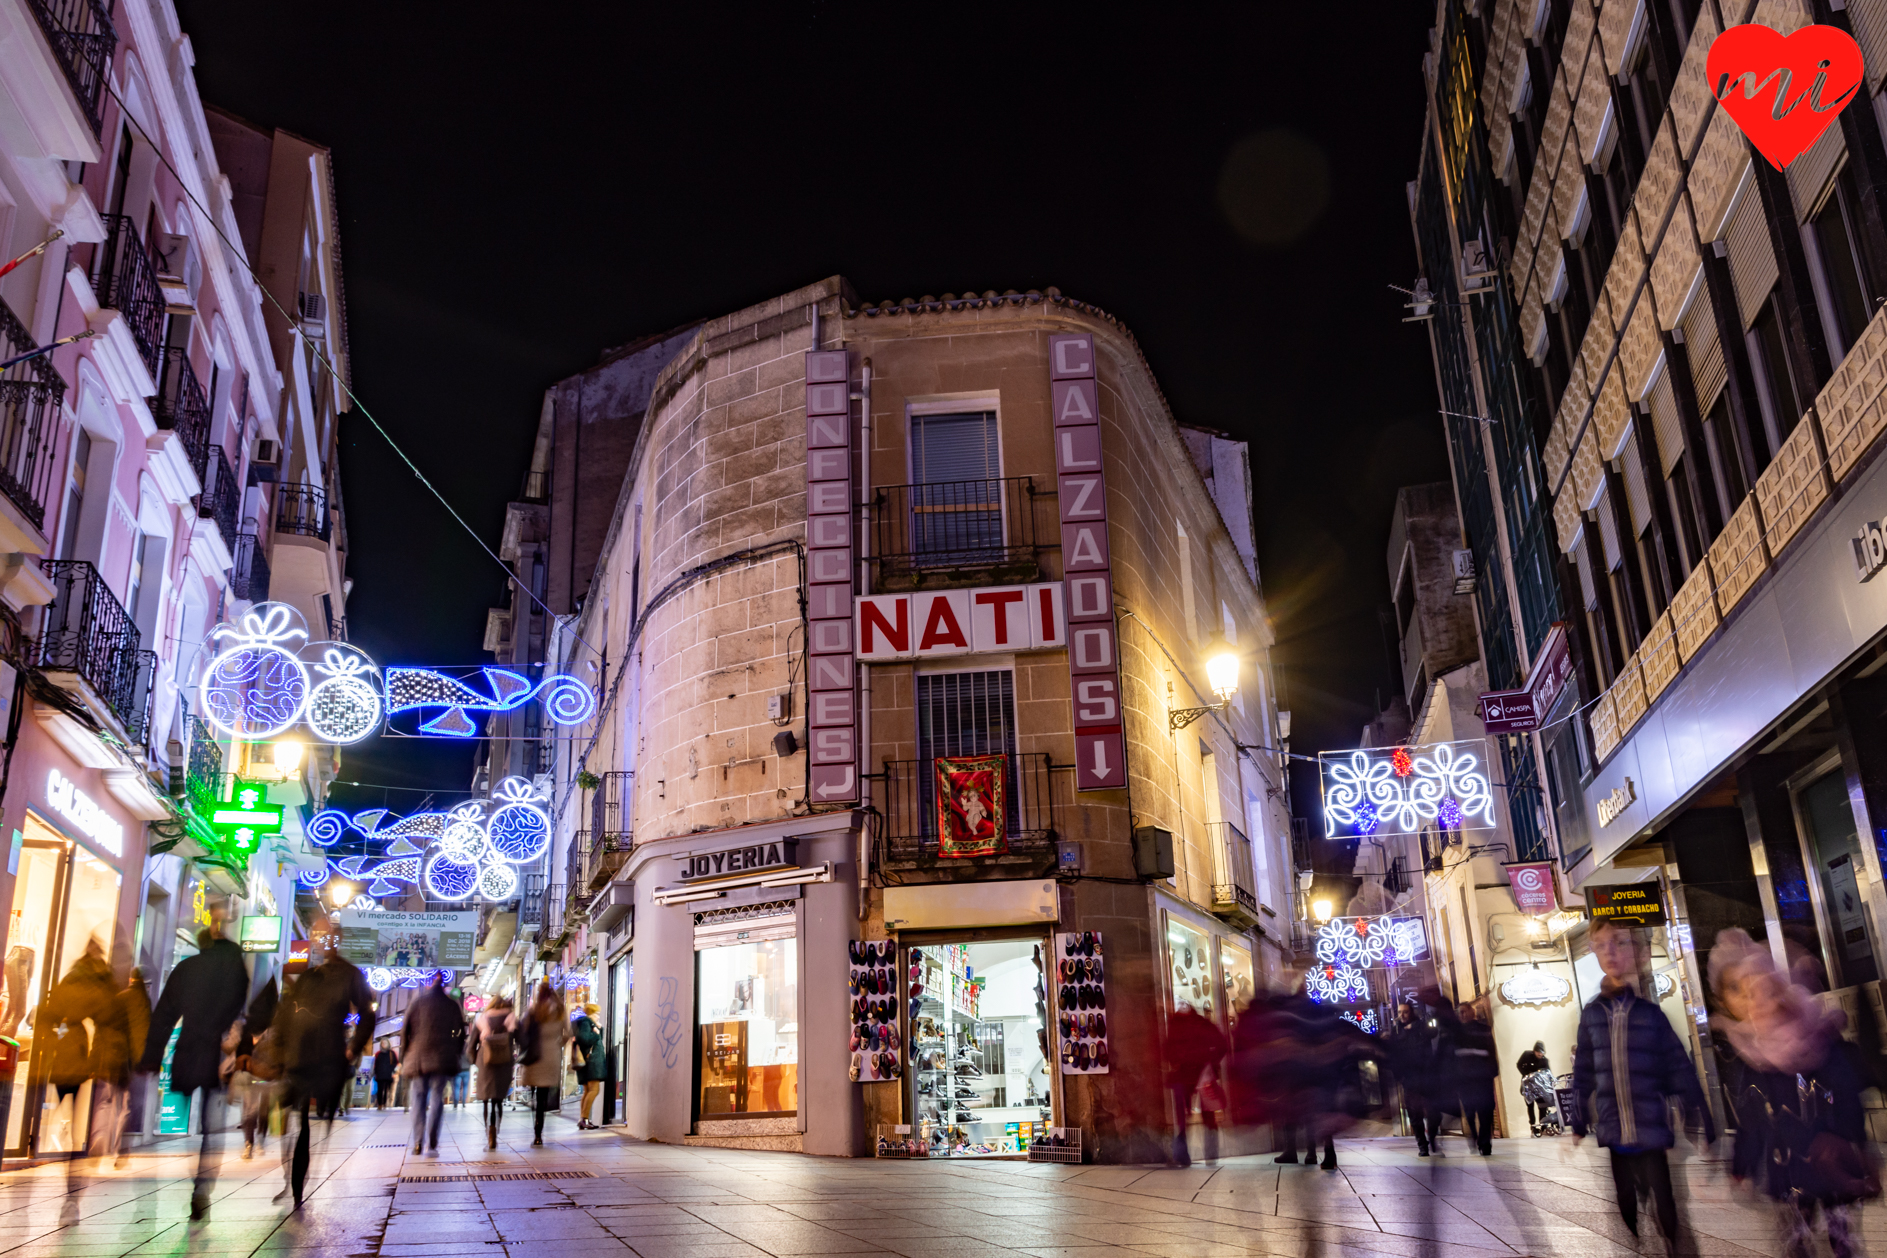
[[1389, 1003, 1442, 1156], [1164, 1003, 1228, 1167], [371, 1043, 397, 1108], [401, 974, 465, 1155], [1450, 1003, 1499, 1155], [137, 928, 248, 1220], [1572, 919, 1715, 1253], [273, 948, 375, 1207]]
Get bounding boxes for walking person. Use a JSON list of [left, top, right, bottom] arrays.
[[1451, 1002, 1498, 1156], [106, 965, 150, 1168], [273, 945, 375, 1208], [41, 935, 127, 1213], [572, 1002, 604, 1129], [1163, 1002, 1228, 1167], [518, 981, 570, 1147], [1389, 1002, 1442, 1156], [136, 927, 249, 1220], [371, 1042, 397, 1109], [401, 973, 465, 1156], [469, 995, 517, 1150], [1571, 919, 1715, 1256], [1710, 928, 1877, 1258]]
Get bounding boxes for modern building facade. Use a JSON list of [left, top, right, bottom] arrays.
[[1410, 0, 1887, 1135], [477, 276, 1295, 1159]]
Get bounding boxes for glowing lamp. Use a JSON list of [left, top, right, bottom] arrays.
[[1204, 638, 1239, 702], [273, 740, 304, 773], [1312, 898, 1334, 922], [328, 881, 354, 907]]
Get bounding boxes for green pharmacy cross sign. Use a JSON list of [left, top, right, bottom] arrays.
[[210, 780, 283, 855]]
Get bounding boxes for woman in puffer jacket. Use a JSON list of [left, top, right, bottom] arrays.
[[1710, 929, 1875, 1258], [468, 996, 518, 1150]]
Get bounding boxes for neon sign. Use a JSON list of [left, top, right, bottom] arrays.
[[1319, 739, 1496, 839]]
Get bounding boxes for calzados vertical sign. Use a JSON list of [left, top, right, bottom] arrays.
[[806, 348, 859, 802], [1052, 332, 1126, 790]]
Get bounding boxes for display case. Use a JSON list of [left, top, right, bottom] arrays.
[[907, 940, 1052, 1156]]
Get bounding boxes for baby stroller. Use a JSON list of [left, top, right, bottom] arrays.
[[1520, 1069, 1562, 1136]]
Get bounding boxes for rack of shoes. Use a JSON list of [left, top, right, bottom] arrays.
[[1055, 931, 1110, 1075]]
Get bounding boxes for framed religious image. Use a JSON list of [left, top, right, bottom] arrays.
[[934, 754, 1007, 858]]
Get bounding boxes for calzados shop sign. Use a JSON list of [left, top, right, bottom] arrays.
[[678, 838, 798, 883]]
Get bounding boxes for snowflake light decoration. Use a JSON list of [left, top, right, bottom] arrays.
[[1320, 739, 1496, 839], [1315, 915, 1430, 969], [1305, 963, 1371, 1004]]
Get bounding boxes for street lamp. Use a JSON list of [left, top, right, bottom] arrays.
[[329, 881, 354, 907], [1312, 898, 1334, 922], [273, 739, 305, 773], [1170, 637, 1240, 730]]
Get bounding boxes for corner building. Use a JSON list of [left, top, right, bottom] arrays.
[[548, 277, 1294, 1159]]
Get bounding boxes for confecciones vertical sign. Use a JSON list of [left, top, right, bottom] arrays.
[[1052, 333, 1127, 791], [806, 349, 860, 802]]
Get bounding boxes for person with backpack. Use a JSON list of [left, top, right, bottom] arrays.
[[519, 980, 571, 1146], [272, 945, 375, 1208], [469, 994, 518, 1150], [401, 973, 465, 1156]]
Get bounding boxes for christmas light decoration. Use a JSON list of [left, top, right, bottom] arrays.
[[306, 809, 350, 848], [1340, 1009, 1379, 1033], [296, 864, 330, 889], [350, 895, 377, 911], [1319, 740, 1496, 839], [424, 854, 479, 902], [384, 667, 597, 736], [1305, 963, 1371, 1004], [437, 804, 487, 862], [367, 966, 393, 992], [484, 777, 550, 863], [478, 861, 518, 901], [199, 604, 311, 739], [1314, 915, 1430, 969], [304, 646, 383, 743]]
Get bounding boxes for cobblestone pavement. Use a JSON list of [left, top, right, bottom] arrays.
[[0, 1105, 1870, 1258]]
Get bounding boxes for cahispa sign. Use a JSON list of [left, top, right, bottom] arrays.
[[677, 838, 798, 883], [856, 585, 1065, 660]]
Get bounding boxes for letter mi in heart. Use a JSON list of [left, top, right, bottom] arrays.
[[1708, 23, 1863, 171]]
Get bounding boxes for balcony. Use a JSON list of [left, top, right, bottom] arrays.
[[0, 301, 62, 534], [152, 346, 211, 481], [586, 770, 631, 889], [275, 483, 331, 542], [517, 873, 546, 929], [25, 0, 114, 138], [874, 752, 1060, 879], [90, 215, 163, 379], [232, 531, 269, 602], [870, 476, 1044, 589], [182, 713, 222, 810], [1206, 820, 1262, 929], [196, 446, 238, 550], [33, 559, 152, 743]]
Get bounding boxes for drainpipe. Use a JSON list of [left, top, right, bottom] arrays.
[[855, 356, 871, 921]]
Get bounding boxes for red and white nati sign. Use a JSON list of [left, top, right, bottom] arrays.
[[857, 584, 1065, 660]]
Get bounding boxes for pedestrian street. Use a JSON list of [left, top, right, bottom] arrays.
[[0, 1108, 1853, 1258]]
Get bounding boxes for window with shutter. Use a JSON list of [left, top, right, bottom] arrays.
[[1596, 485, 1622, 571], [1724, 181, 1779, 327], [1622, 433, 1653, 535], [909, 410, 1003, 567], [1680, 285, 1725, 413], [1853, 0, 1887, 92], [1811, 165, 1876, 356], [1788, 123, 1848, 221], [1573, 526, 1598, 610], [1648, 366, 1686, 476]]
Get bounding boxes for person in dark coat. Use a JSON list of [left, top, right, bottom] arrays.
[[573, 1001, 605, 1129], [1389, 1003, 1442, 1156], [1164, 1003, 1228, 1167], [109, 967, 150, 1167], [401, 973, 465, 1155], [371, 1043, 397, 1108], [237, 979, 280, 1159], [41, 936, 126, 1212], [1572, 920, 1715, 1253], [1516, 1040, 1551, 1133], [273, 948, 374, 1207], [469, 995, 518, 1150], [137, 929, 248, 1220], [1450, 1004, 1499, 1155]]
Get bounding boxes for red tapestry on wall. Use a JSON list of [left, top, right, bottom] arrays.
[[935, 754, 1008, 858]]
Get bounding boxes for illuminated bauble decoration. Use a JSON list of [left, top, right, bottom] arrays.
[[438, 804, 486, 862], [304, 646, 382, 743], [478, 860, 518, 901], [424, 854, 479, 902], [367, 967, 393, 992], [198, 604, 310, 738], [484, 777, 549, 863], [351, 895, 377, 911], [306, 809, 349, 848]]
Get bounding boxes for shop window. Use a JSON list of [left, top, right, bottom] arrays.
[[908, 939, 1051, 1156], [1165, 914, 1214, 1017], [1219, 939, 1255, 1028], [694, 913, 797, 1118], [1795, 769, 1880, 987]]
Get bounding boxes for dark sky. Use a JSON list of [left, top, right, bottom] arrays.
[[175, 3, 1448, 823]]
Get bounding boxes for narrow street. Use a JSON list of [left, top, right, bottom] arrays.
[[0, 1109, 1834, 1258]]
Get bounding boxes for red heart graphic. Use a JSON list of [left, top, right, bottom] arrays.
[[1708, 24, 1863, 171]]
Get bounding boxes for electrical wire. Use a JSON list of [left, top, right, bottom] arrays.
[[97, 79, 595, 658]]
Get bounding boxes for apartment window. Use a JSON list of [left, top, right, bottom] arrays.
[[1750, 298, 1802, 453], [915, 669, 1019, 838], [126, 530, 145, 623], [909, 410, 1002, 567], [59, 430, 90, 560], [1811, 165, 1877, 357]]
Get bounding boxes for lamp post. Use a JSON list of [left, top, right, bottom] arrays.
[[1170, 637, 1241, 731]]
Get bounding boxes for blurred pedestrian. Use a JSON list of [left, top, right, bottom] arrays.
[[1451, 1002, 1498, 1156], [371, 1042, 397, 1109], [470, 995, 517, 1150], [137, 927, 248, 1220], [236, 979, 280, 1160], [572, 1002, 604, 1129], [1389, 1002, 1441, 1156], [1163, 1002, 1227, 1167], [518, 980, 570, 1147], [41, 934, 126, 1212], [273, 946, 375, 1208], [1710, 928, 1877, 1258], [402, 973, 465, 1156], [1571, 919, 1715, 1255], [107, 965, 150, 1168]]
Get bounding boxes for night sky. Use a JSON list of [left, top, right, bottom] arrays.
[[174, 3, 1449, 826]]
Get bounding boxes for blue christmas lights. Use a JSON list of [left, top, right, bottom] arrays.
[[383, 667, 597, 736]]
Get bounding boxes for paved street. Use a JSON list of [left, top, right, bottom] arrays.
[[0, 1107, 1858, 1258]]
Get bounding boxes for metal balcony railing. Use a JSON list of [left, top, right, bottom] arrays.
[[153, 346, 211, 480], [89, 215, 163, 379], [876, 752, 1058, 864], [184, 713, 222, 809], [232, 531, 269, 602], [541, 882, 567, 937], [25, 0, 114, 137], [198, 447, 238, 549], [34, 560, 152, 741], [275, 483, 331, 542], [870, 476, 1042, 586], [0, 300, 62, 531], [517, 873, 546, 927], [1206, 820, 1259, 920], [586, 770, 631, 888]]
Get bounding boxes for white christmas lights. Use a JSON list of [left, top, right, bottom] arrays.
[[1314, 915, 1430, 969], [1319, 739, 1496, 839], [198, 604, 312, 739], [304, 646, 383, 743]]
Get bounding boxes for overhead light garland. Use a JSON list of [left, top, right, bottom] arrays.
[[1319, 740, 1496, 839]]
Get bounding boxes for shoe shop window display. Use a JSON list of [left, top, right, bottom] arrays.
[[909, 939, 1053, 1155]]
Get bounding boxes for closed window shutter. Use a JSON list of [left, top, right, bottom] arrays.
[[1574, 528, 1598, 610], [1596, 485, 1622, 571], [1855, 0, 1887, 93], [1724, 183, 1779, 327], [912, 411, 999, 484], [1787, 123, 1848, 220], [1680, 290, 1725, 414], [1622, 433, 1653, 535], [1649, 367, 1686, 476]]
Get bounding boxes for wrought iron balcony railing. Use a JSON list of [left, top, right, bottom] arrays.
[[541, 882, 567, 939], [153, 346, 211, 480], [198, 446, 238, 550], [183, 713, 223, 809], [517, 873, 546, 927], [0, 300, 62, 531], [232, 531, 270, 602], [586, 770, 631, 888], [875, 752, 1058, 866], [870, 476, 1043, 587], [90, 215, 163, 379], [25, 0, 114, 137], [34, 559, 152, 741], [275, 483, 331, 542], [1207, 820, 1260, 922]]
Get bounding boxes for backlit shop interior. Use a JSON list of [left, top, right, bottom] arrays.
[[906, 938, 1052, 1156]]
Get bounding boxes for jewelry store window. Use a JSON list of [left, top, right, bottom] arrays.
[[693, 904, 798, 1119]]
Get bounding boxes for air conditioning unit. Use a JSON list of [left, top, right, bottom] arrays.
[[297, 292, 326, 321], [155, 232, 200, 311], [249, 439, 280, 484]]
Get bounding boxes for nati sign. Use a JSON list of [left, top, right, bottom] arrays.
[[678, 838, 799, 883], [1477, 624, 1573, 734], [857, 585, 1064, 660]]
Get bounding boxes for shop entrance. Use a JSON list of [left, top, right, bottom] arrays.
[[4, 813, 122, 1158], [908, 937, 1052, 1156], [693, 908, 798, 1120], [1794, 767, 1880, 988]]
